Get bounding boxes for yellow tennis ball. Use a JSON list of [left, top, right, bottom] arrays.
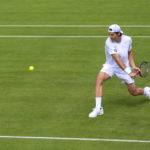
[[29, 66, 34, 71]]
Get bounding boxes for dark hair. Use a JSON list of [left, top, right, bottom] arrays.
[[115, 32, 122, 37]]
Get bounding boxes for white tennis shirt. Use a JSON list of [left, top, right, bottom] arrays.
[[104, 35, 132, 68]]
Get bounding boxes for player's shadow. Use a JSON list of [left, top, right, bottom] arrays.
[[113, 97, 149, 107], [125, 99, 149, 107]]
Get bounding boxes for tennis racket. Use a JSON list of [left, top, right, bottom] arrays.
[[136, 61, 148, 78]]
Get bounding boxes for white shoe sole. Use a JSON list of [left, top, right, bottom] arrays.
[[89, 108, 104, 118]]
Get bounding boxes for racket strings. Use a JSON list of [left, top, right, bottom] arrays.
[[140, 63, 148, 77]]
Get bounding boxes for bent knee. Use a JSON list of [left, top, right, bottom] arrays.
[[129, 90, 137, 96]]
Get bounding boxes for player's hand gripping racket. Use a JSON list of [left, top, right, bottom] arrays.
[[136, 61, 148, 78]]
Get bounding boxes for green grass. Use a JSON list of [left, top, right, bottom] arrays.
[[0, 0, 150, 149]]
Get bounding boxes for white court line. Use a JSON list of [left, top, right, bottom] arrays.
[[0, 35, 150, 38], [0, 135, 150, 143], [0, 25, 150, 27], [0, 35, 107, 38]]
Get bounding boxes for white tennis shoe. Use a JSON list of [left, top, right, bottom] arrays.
[[89, 107, 104, 118], [144, 87, 150, 99]]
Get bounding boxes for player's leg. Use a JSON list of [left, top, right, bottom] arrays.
[[89, 71, 112, 118], [115, 68, 145, 96], [126, 83, 144, 96], [126, 83, 150, 98], [95, 72, 110, 97], [115, 69, 150, 98]]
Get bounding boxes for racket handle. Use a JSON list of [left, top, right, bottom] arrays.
[[136, 70, 141, 76]]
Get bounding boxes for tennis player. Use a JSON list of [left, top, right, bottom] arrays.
[[89, 24, 150, 118]]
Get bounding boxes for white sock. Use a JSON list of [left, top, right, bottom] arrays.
[[95, 97, 102, 108]]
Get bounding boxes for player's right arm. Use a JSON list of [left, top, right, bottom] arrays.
[[112, 54, 136, 78], [105, 39, 136, 78]]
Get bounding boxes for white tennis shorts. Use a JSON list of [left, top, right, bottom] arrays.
[[100, 64, 134, 84]]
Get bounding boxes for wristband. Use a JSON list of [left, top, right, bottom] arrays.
[[124, 68, 131, 74]]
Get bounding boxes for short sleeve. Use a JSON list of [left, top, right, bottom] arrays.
[[128, 37, 132, 51], [105, 42, 118, 55]]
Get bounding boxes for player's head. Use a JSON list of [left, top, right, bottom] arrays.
[[108, 24, 123, 41]]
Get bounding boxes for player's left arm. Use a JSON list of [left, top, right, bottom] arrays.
[[128, 51, 140, 72]]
